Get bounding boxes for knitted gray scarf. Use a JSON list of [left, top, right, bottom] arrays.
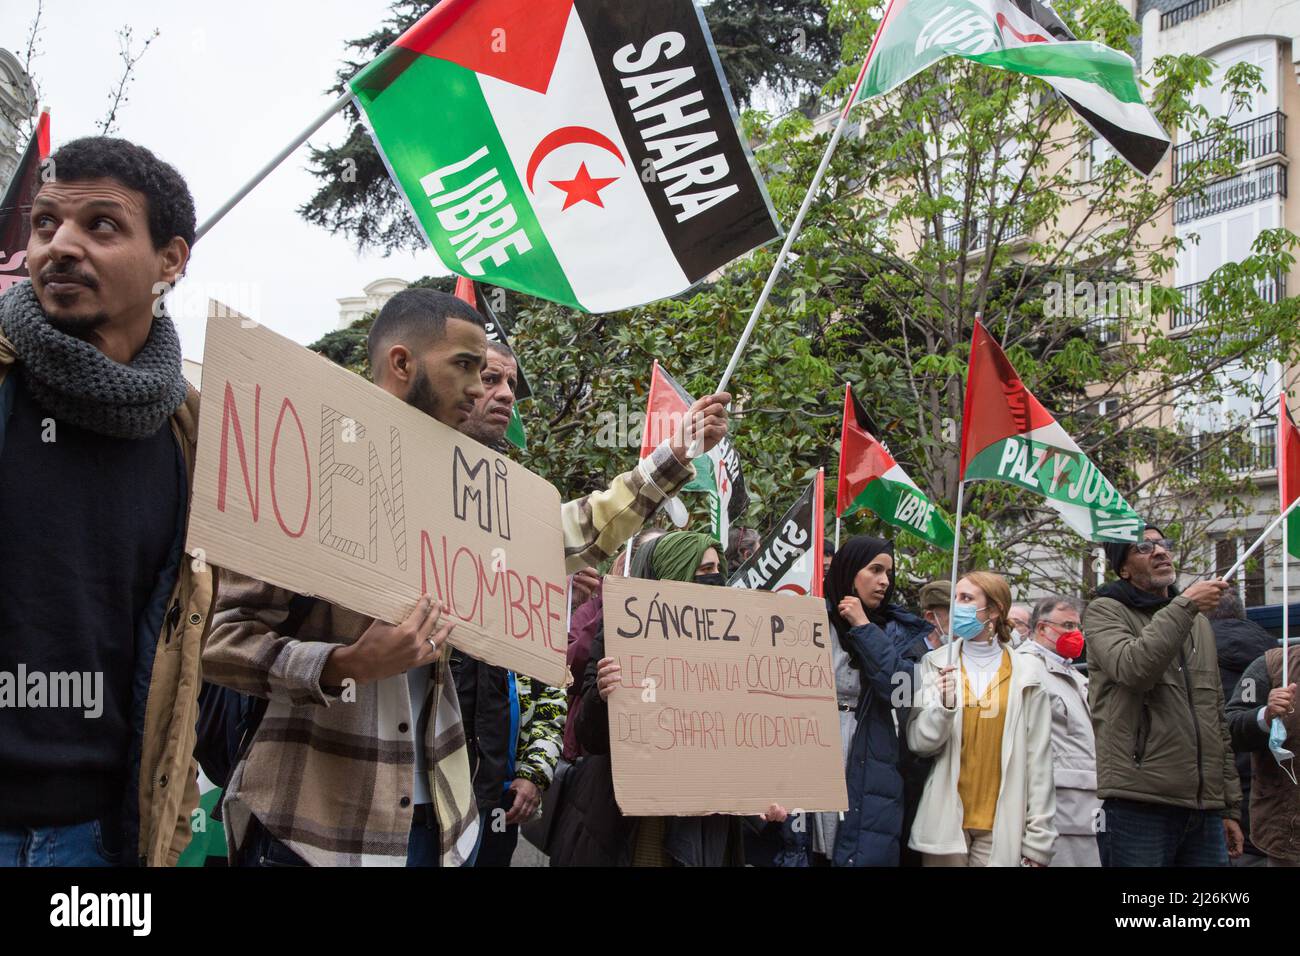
[[0, 280, 187, 439]]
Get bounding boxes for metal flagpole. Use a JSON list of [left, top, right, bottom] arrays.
[[194, 89, 354, 242], [946, 480, 966, 667], [1223, 497, 1300, 582], [834, 517, 841, 551]]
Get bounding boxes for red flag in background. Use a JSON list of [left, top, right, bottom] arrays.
[[0, 109, 50, 292]]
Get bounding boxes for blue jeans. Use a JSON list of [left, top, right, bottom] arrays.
[[0, 819, 122, 867], [1098, 799, 1229, 867]]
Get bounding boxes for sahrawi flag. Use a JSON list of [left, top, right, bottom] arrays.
[[960, 320, 1142, 542], [454, 277, 529, 450], [837, 384, 954, 549], [1281, 394, 1300, 561], [729, 471, 825, 598], [0, 109, 50, 293], [641, 361, 747, 544], [352, 0, 780, 312], [849, 0, 1169, 176]]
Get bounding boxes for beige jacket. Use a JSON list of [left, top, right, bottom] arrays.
[[1016, 641, 1102, 840], [0, 332, 214, 865], [906, 640, 1057, 866]]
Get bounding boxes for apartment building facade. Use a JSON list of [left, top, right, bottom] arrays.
[[1138, 0, 1298, 608]]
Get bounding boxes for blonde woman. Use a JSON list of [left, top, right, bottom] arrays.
[[906, 572, 1057, 867]]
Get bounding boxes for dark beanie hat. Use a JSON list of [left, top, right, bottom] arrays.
[[1104, 524, 1162, 577]]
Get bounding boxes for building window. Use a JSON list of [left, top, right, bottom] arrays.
[[1216, 537, 1266, 607]]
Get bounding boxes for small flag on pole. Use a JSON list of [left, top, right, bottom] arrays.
[[837, 384, 954, 549], [960, 319, 1143, 542], [641, 361, 748, 544], [1281, 394, 1300, 562], [729, 470, 825, 597], [1, 110, 50, 293], [848, 0, 1169, 176]]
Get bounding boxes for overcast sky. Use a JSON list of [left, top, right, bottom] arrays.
[[8, 0, 444, 359]]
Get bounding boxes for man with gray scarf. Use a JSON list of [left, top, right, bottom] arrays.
[[0, 137, 212, 866]]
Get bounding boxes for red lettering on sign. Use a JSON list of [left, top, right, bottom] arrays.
[[217, 382, 260, 520], [270, 397, 311, 538]]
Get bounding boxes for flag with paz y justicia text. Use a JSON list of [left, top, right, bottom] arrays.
[[849, 0, 1169, 176], [351, 0, 780, 313], [960, 320, 1143, 542]]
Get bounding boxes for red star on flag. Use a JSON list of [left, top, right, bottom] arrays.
[[549, 162, 619, 210]]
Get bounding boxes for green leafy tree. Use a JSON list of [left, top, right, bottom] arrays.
[[309, 0, 1300, 598]]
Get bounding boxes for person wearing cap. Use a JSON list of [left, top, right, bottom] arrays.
[[1017, 595, 1101, 866], [898, 581, 951, 865], [1085, 526, 1243, 866]]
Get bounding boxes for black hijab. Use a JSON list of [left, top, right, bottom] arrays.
[[824, 535, 896, 633]]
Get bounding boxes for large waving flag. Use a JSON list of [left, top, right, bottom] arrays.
[[1282, 395, 1300, 562], [837, 385, 954, 549], [960, 320, 1142, 542], [850, 0, 1169, 176], [352, 0, 780, 312], [640, 361, 747, 544], [454, 277, 529, 450], [729, 471, 824, 597], [0, 110, 50, 293]]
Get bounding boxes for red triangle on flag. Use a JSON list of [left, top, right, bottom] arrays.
[[395, 0, 574, 95], [959, 320, 1058, 476], [836, 384, 897, 517], [1282, 394, 1300, 512], [453, 275, 478, 309]]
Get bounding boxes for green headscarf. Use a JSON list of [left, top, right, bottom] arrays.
[[629, 530, 726, 583]]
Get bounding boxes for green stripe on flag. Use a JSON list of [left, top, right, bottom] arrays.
[[353, 54, 582, 310], [505, 406, 527, 451], [849, 476, 955, 549], [1288, 512, 1300, 562]]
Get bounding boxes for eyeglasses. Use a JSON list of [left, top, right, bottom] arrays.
[[1040, 619, 1083, 633], [1131, 538, 1174, 556]]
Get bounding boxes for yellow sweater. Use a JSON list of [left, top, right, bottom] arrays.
[[957, 649, 1012, 832]]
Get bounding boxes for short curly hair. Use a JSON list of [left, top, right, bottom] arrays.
[[43, 137, 196, 249]]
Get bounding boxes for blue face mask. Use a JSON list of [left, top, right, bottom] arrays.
[[1269, 717, 1297, 785], [951, 603, 987, 640]]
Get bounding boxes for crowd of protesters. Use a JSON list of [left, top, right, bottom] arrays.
[[0, 136, 1296, 869]]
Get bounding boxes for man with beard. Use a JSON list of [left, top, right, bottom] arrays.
[[1085, 526, 1243, 866], [456, 337, 730, 865], [0, 137, 211, 867], [204, 289, 725, 866]]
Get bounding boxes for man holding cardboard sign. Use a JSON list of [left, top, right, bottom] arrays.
[[201, 289, 729, 867]]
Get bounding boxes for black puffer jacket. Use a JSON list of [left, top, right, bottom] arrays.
[[1211, 616, 1277, 854]]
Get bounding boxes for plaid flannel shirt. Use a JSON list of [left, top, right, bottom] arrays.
[[202, 441, 692, 866]]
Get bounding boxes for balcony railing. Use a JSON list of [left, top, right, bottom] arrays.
[[1160, 0, 1236, 29], [942, 206, 1027, 252], [1173, 111, 1286, 183], [1177, 424, 1278, 478], [1170, 272, 1286, 329], [1173, 162, 1286, 223]]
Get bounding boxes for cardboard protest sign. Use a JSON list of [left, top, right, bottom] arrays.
[[186, 306, 567, 685], [602, 576, 848, 816]]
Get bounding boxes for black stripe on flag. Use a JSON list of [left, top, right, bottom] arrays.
[[728, 475, 816, 591], [575, 0, 780, 284], [1061, 92, 1170, 178]]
